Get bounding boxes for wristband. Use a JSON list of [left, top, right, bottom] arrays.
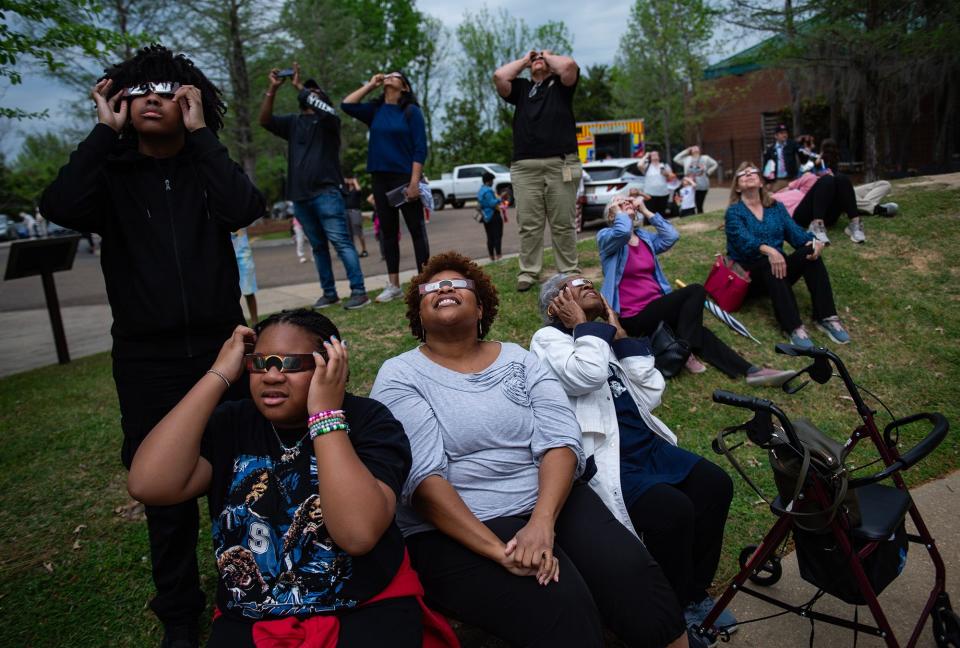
[[206, 369, 230, 389]]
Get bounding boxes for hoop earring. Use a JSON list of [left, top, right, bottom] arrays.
[[477, 319, 484, 339], [419, 317, 426, 343]]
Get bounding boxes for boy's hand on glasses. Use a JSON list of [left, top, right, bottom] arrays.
[[173, 85, 206, 132], [212, 325, 257, 385], [308, 336, 348, 414], [92, 79, 129, 133]]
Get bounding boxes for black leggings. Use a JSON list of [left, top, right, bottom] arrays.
[[744, 246, 838, 333], [371, 172, 431, 274], [206, 597, 423, 647], [483, 213, 503, 257], [628, 460, 734, 606], [694, 189, 708, 214], [618, 283, 752, 378], [792, 174, 858, 228], [406, 483, 685, 648], [646, 195, 670, 217]]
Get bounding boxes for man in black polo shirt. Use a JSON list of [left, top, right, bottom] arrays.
[[494, 49, 582, 292], [259, 64, 369, 309]]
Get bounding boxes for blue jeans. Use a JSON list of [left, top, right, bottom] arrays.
[[294, 188, 366, 297]]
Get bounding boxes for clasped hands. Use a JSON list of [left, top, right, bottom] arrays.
[[497, 515, 560, 586]]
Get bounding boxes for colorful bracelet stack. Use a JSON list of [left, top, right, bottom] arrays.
[[308, 409, 349, 440]]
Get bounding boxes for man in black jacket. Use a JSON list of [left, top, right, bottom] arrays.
[[259, 63, 369, 310], [41, 45, 265, 648], [762, 123, 804, 191]]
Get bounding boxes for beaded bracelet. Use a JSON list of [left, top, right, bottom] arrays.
[[309, 420, 350, 440], [308, 409, 345, 425], [309, 414, 346, 428]]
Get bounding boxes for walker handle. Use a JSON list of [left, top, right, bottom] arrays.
[[849, 412, 949, 488], [713, 390, 770, 412]]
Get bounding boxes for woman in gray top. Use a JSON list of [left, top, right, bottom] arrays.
[[371, 251, 695, 648]]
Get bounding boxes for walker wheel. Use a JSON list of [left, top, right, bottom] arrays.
[[932, 592, 960, 647], [739, 544, 783, 586]]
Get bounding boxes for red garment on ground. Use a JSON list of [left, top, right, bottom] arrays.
[[247, 550, 459, 648]]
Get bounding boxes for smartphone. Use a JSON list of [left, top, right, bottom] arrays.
[[276, 68, 295, 79]]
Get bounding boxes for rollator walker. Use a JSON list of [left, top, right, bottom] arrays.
[[698, 343, 958, 647]]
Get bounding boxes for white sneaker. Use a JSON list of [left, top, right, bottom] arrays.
[[375, 283, 403, 303], [844, 220, 866, 244], [807, 220, 831, 245], [875, 202, 898, 217]]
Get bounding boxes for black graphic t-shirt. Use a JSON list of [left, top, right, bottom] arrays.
[[505, 71, 579, 161], [200, 394, 411, 621]]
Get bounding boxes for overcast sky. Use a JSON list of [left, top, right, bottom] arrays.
[[0, 1, 743, 159]]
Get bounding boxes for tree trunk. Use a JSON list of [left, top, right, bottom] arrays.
[[862, 85, 879, 181], [227, 0, 256, 183], [783, 0, 801, 134], [829, 77, 840, 142]]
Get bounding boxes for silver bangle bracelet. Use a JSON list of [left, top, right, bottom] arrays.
[[206, 369, 230, 389]]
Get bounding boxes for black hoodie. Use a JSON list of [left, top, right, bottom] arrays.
[[41, 124, 266, 360]]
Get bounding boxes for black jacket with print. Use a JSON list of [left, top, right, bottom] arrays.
[[41, 124, 266, 359]]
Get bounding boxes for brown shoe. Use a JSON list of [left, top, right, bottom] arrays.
[[517, 279, 534, 292]]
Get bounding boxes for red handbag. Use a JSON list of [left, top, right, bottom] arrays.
[[704, 254, 751, 312]]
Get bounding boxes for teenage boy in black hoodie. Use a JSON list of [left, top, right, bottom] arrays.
[[41, 45, 265, 648]]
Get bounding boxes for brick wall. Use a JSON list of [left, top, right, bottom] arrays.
[[697, 69, 792, 180]]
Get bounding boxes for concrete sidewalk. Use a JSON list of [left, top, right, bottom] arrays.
[[725, 469, 959, 647], [0, 260, 508, 378]]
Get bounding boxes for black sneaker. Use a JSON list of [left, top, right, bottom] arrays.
[[343, 294, 370, 310], [687, 626, 718, 648], [313, 295, 339, 309]]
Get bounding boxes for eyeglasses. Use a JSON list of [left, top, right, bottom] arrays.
[[244, 353, 318, 373], [736, 168, 760, 178], [418, 278, 476, 295], [123, 82, 181, 100], [561, 278, 594, 291]]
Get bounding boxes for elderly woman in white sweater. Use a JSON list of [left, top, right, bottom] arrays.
[[673, 146, 718, 214], [530, 273, 738, 634]]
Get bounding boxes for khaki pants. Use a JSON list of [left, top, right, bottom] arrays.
[[854, 180, 892, 214], [511, 153, 582, 285]]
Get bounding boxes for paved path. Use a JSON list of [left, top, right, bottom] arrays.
[[0, 189, 732, 377]]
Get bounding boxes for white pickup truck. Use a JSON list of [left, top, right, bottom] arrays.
[[428, 163, 513, 210]]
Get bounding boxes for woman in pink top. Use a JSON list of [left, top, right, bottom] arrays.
[[597, 196, 794, 386], [774, 172, 864, 245]]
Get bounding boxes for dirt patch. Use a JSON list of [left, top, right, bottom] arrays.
[[675, 220, 718, 234], [909, 249, 944, 274], [894, 172, 960, 191]]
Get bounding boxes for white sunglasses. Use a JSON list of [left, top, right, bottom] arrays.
[[418, 278, 476, 295]]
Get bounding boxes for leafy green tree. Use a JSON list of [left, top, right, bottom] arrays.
[[0, 0, 135, 119], [613, 0, 717, 159], [574, 64, 615, 122], [1, 131, 74, 211]]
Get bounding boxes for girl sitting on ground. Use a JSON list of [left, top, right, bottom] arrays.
[[127, 309, 455, 647]]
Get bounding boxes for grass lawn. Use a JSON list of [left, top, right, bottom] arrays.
[[1, 184, 958, 646]]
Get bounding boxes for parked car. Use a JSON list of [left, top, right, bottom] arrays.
[[271, 200, 294, 219], [580, 158, 646, 223], [428, 163, 512, 210], [0, 214, 13, 241]]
